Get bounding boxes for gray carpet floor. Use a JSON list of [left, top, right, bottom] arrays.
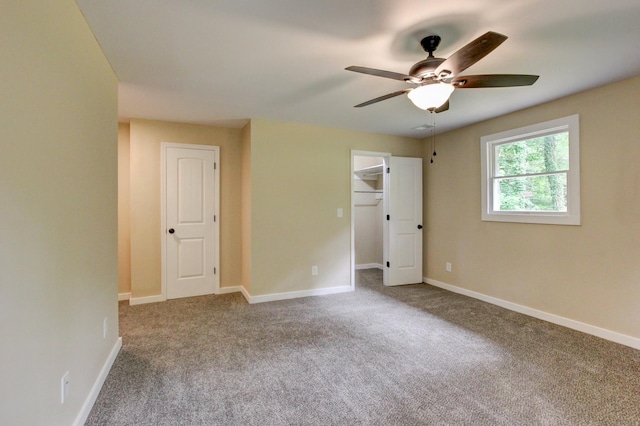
[[86, 269, 640, 425]]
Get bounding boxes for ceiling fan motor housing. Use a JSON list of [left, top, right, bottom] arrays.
[[409, 57, 445, 79], [409, 35, 446, 79]]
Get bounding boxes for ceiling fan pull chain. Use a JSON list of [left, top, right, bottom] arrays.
[[430, 111, 437, 164], [432, 118, 437, 157]]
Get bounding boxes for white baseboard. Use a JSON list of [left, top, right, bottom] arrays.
[[118, 292, 131, 301], [216, 286, 243, 295], [355, 263, 383, 270], [129, 294, 165, 305], [244, 285, 353, 304], [129, 287, 242, 304], [73, 337, 122, 426], [424, 277, 640, 351], [240, 286, 251, 303]]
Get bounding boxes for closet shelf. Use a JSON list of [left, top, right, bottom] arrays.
[[354, 164, 384, 180]]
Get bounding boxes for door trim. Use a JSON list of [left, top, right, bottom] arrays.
[[350, 150, 391, 289], [161, 142, 220, 301]]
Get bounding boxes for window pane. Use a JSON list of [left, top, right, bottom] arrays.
[[495, 132, 569, 177], [494, 173, 567, 212]]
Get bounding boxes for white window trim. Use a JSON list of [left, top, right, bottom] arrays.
[[480, 114, 580, 225]]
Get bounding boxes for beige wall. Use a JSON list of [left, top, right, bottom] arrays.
[[128, 119, 243, 298], [248, 119, 422, 296], [424, 75, 640, 340], [118, 123, 132, 295], [0, 1, 118, 424]]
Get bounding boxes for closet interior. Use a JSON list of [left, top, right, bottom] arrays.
[[353, 156, 385, 271]]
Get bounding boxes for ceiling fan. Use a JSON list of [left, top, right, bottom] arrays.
[[346, 31, 539, 112]]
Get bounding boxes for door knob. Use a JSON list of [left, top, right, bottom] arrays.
[[417, 224, 423, 229], [168, 228, 175, 234]]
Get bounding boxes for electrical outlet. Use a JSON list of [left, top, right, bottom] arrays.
[[446, 262, 452, 272], [103, 317, 108, 339], [311, 265, 318, 276], [61, 371, 70, 404], [337, 208, 343, 218]]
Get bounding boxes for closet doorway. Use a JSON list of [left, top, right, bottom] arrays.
[[351, 151, 390, 287]]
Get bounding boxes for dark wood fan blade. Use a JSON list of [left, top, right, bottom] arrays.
[[434, 100, 449, 113], [346, 66, 418, 83], [354, 89, 411, 107], [434, 31, 508, 78], [450, 74, 539, 88]]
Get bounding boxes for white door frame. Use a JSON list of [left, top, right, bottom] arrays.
[[161, 142, 220, 301], [350, 150, 391, 288]]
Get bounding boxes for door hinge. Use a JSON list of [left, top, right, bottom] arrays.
[[214, 267, 217, 274], [386, 261, 390, 268], [214, 215, 217, 222], [386, 214, 390, 221], [386, 167, 390, 174], [214, 162, 217, 170]]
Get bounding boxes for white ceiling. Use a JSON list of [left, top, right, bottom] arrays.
[[76, 0, 640, 138]]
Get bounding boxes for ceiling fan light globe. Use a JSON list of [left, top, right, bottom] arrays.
[[407, 83, 455, 110]]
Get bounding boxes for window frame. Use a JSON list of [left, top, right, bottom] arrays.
[[480, 114, 580, 225]]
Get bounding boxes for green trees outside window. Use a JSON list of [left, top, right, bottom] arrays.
[[494, 132, 569, 212]]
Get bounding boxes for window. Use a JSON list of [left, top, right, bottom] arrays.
[[481, 114, 580, 225]]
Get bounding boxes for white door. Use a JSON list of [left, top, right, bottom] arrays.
[[164, 144, 219, 299], [388, 156, 423, 285]]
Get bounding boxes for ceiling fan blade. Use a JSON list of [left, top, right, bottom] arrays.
[[434, 31, 508, 78], [450, 74, 539, 88], [346, 66, 418, 83], [434, 100, 449, 113], [354, 89, 411, 108]]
